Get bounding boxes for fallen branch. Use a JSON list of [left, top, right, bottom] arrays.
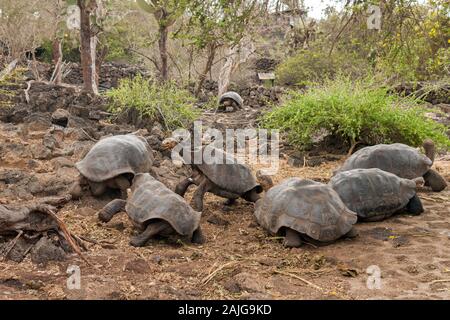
[[273, 269, 323, 292], [40, 206, 91, 266], [0, 230, 23, 261], [80, 128, 98, 142], [430, 279, 450, 285], [24, 80, 34, 104], [200, 261, 238, 285]]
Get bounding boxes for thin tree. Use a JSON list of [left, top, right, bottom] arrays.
[[136, 0, 188, 82]]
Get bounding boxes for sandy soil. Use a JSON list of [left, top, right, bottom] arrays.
[[0, 121, 449, 300]]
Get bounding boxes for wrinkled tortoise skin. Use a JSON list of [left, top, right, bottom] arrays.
[[254, 178, 357, 242], [76, 134, 153, 182], [330, 168, 417, 220], [126, 173, 201, 238]]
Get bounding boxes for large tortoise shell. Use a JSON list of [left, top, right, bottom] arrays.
[[255, 178, 357, 242]]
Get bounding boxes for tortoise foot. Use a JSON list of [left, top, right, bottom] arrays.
[[283, 229, 302, 247]]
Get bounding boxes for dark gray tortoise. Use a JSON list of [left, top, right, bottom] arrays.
[[98, 173, 204, 247], [218, 91, 243, 112], [336, 140, 447, 192], [70, 134, 154, 199], [254, 178, 358, 247], [330, 168, 424, 222], [175, 146, 263, 212]]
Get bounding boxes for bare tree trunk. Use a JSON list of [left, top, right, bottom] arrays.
[[195, 44, 216, 97], [78, 0, 99, 94], [95, 44, 108, 88], [52, 39, 62, 85], [159, 25, 169, 82]]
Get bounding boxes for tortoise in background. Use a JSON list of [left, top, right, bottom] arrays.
[[175, 146, 263, 212], [254, 178, 358, 247], [330, 168, 424, 222], [70, 134, 154, 199], [335, 140, 447, 192], [218, 91, 243, 112], [98, 173, 204, 247]]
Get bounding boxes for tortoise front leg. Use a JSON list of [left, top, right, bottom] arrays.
[[191, 226, 206, 244], [98, 199, 127, 223], [129, 221, 171, 247], [175, 177, 194, 197], [406, 194, 424, 215], [191, 179, 212, 212], [283, 228, 302, 248]]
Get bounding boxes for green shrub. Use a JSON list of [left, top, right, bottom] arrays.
[[275, 49, 369, 86], [106, 75, 199, 131], [261, 76, 450, 151]]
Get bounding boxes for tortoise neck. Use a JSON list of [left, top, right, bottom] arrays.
[[423, 139, 435, 164]]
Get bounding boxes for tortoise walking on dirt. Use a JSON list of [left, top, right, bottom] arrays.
[[70, 134, 154, 199], [335, 140, 447, 192], [174, 147, 263, 212], [218, 91, 243, 112], [254, 178, 358, 247], [98, 173, 204, 247], [330, 168, 424, 222]]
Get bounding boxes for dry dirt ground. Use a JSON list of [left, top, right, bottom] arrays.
[[0, 121, 449, 300]]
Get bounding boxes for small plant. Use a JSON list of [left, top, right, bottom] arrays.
[[106, 75, 199, 131], [261, 76, 450, 152], [0, 67, 26, 108]]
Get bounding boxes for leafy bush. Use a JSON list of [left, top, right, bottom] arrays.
[[106, 75, 199, 131], [261, 77, 450, 151], [275, 49, 369, 86]]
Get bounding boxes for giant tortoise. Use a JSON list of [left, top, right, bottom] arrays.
[[335, 140, 447, 192], [174, 146, 263, 212], [70, 134, 154, 199], [98, 173, 204, 247], [330, 168, 424, 222], [254, 178, 358, 247], [218, 91, 243, 112]]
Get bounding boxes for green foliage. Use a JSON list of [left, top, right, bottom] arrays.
[[136, 0, 188, 28], [276, 48, 369, 86], [0, 67, 26, 108], [261, 77, 450, 151], [180, 0, 258, 50], [106, 75, 199, 130], [40, 36, 81, 63]]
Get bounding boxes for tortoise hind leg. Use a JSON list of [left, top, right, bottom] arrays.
[[406, 194, 424, 216], [191, 226, 206, 244], [283, 228, 302, 247], [175, 177, 194, 197], [423, 169, 447, 192], [130, 221, 171, 247], [98, 199, 127, 222]]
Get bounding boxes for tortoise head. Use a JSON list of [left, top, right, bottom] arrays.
[[256, 169, 274, 192], [422, 139, 435, 164]]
